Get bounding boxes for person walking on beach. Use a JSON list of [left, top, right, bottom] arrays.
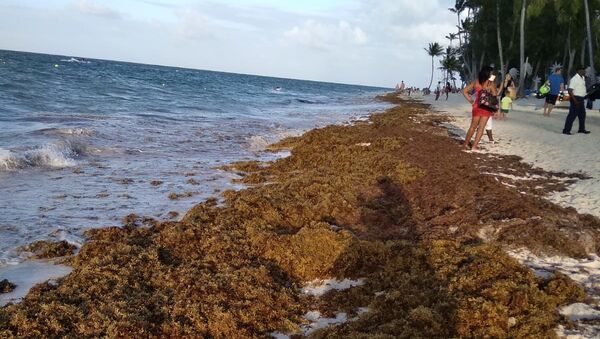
[[445, 81, 451, 100], [543, 66, 565, 116], [435, 82, 442, 100], [563, 66, 591, 135], [462, 66, 498, 150]]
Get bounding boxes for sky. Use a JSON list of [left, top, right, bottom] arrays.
[[0, 0, 457, 88]]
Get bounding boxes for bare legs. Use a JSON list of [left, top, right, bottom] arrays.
[[543, 102, 554, 116], [463, 116, 490, 150]]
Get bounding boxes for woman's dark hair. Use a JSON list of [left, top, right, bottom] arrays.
[[478, 66, 494, 84]]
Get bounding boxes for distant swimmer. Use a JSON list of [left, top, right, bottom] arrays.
[[274, 87, 282, 91]]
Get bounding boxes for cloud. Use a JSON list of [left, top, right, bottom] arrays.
[[174, 6, 262, 41], [137, 0, 178, 9], [73, 0, 121, 19], [176, 8, 212, 39], [284, 20, 367, 50], [389, 21, 456, 46]]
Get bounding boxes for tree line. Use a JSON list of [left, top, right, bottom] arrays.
[[426, 0, 600, 95]]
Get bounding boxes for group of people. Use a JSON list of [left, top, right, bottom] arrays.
[[435, 81, 460, 101], [395, 81, 424, 96], [462, 65, 591, 151]]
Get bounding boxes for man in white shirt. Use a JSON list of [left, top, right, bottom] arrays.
[[563, 66, 591, 135]]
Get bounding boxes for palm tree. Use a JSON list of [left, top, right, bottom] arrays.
[[496, 0, 505, 85], [425, 42, 444, 89], [445, 33, 458, 47], [583, 0, 596, 83], [449, 0, 472, 79], [518, 0, 527, 97], [439, 54, 461, 87], [449, 0, 468, 47]]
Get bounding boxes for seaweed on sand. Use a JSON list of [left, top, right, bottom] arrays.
[[0, 96, 593, 337], [20, 240, 77, 259]]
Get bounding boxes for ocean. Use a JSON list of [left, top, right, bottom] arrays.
[[0, 49, 390, 266]]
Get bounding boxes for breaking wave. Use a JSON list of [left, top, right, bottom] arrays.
[[247, 129, 303, 152], [0, 141, 86, 171], [36, 127, 95, 137]]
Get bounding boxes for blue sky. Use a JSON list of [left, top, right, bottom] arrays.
[[0, 0, 456, 87]]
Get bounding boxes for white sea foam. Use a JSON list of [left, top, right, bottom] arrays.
[[0, 148, 23, 171], [0, 260, 72, 306], [0, 141, 83, 171], [247, 129, 303, 152], [38, 127, 95, 137], [60, 57, 90, 64], [247, 135, 270, 152]]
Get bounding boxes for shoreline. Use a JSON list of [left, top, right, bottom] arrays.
[[1, 94, 599, 337]]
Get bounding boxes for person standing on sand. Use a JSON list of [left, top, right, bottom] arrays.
[[462, 66, 498, 150], [543, 66, 565, 116], [445, 81, 451, 100], [499, 72, 515, 100], [563, 66, 591, 135]]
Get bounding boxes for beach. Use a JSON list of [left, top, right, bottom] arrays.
[[422, 92, 600, 337], [2, 93, 600, 337], [421, 93, 600, 218]]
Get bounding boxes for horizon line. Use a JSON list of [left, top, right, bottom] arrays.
[[0, 48, 392, 90]]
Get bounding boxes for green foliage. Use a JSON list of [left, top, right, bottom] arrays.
[[446, 0, 600, 84]]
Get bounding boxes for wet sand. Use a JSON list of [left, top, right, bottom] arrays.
[[1, 95, 599, 337]]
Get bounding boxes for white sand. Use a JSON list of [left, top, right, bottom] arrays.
[[271, 279, 367, 338], [421, 93, 600, 218], [301, 278, 365, 297]]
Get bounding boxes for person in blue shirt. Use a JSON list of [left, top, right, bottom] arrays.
[[543, 66, 565, 116]]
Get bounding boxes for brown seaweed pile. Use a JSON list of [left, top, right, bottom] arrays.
[[20, 240, 77, 259], [1, 95, 597, 337]]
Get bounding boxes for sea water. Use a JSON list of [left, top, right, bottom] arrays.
[[0, 50, 390, 266]]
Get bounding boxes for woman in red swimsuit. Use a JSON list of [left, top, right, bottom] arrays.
[[462, 66, 498, 150]]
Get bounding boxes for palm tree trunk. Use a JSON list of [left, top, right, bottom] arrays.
[[496, 0, 505, 83], [567, 25, 575, 77], [583, 0, 596, 83], [428, 56, 434, 89], [569, 48, 576, 78], [479, 52, 486, 71], [454, 4, 473, 81], [562, 28, 569, 69], [533, 60, 540, 82], [518, 0, 527, 97], [581, 37, 587, 67]]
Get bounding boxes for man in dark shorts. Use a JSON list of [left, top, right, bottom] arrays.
[[543, 66, 564, 116], [563, 66, 590, 134]]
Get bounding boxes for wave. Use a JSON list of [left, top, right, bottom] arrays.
[[247, 129, 303, 152], [0, 141, 86, 171], [36, 127, 95, 137], [295, 99, 322, 104], [60, 57, 91, 64]]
